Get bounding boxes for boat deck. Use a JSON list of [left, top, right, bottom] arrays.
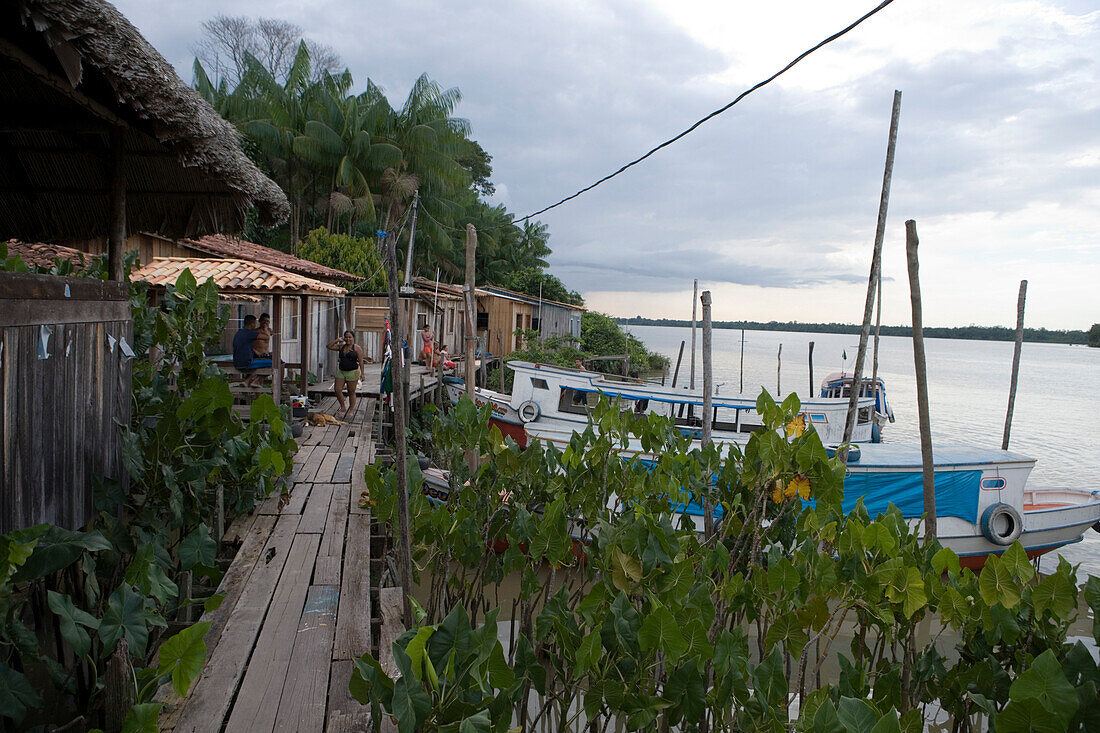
[[158, 396, 403, 732]]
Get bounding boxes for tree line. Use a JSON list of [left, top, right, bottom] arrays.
[[619, 317, 1090, 344], [191, 15, 581, 305]]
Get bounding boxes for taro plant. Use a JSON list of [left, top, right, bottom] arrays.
[[355, 391, 1100, 731]]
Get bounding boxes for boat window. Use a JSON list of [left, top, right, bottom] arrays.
[[981, 477, 1006, 491], [531, 377, 549, 390], [558, 387, 601, 415]]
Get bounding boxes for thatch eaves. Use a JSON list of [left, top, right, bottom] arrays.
[[0, 0, 289, 241]]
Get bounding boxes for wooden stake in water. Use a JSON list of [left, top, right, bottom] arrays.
[[384, 228, 415, 625], [671, 340, 685, 388], [808, 341, 815, 397], [776, 343, 782, 395], [844, 90, 902, 447], [739, 328, 745, 393], [905, 219, 936, 538], [464, 224, 478, 476], [701, 290, 715, 541], [690, 279, 698, 390], [1002, 280, 1028, 450]]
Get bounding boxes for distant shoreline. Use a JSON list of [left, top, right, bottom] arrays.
[[616, 317, 1088, 345]]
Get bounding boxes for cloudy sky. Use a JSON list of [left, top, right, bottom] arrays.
[[115, 0, 1100, 329]]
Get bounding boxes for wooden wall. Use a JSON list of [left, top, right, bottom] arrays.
[[536, 302, 583, 346], [483, 296, 533, 358], [0, 272, 132, 532], [74, 232, 189, 267]]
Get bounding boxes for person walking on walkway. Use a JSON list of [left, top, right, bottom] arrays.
[[328, 330, 364, 415]]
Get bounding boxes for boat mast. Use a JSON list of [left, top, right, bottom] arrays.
[[690, 279, 698, 390]]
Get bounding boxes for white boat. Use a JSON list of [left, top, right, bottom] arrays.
[[820, 371, 895, 437], [447, 361, 877, 448]]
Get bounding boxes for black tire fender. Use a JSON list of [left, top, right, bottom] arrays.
[[981, 502, 1023, 546], [518, 400, 541, 424]]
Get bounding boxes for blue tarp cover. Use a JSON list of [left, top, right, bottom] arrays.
[[843, 469, 981, 523]]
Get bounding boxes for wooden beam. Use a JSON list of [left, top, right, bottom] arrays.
[[272, 295, 283, 404], [300, 294, 310, 396], [108, 127, 125, 282]]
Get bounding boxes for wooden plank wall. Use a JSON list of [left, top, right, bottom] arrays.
[[0, 271, 132, 532]]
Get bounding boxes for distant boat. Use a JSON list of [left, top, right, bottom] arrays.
[[446, 361, 878, 448], [820, 371, 894, 440]]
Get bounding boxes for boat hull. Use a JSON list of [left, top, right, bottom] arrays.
[[445, 383, 528, 447]]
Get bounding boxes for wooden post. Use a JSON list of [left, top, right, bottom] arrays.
[[843, 90, 902, 447], [300, 295, 310, 397], [776, 343, 782, 395], [701, 291, 715, 541], [671, 340, 685, 388], [108, 127, 126, 282], [905, 220, 936, 538], [690, 279, 698, 389], [808, 341, 815, 397], [870, 269, 883, 419], [739, 328, 745, 393], [1002, 280, 1028, 450], [103, 638, 132, 732], [463, 224, 478, 476], [497, 334, 504, 392], [383, 229, 415, 626], [271, 295, 283, 405]]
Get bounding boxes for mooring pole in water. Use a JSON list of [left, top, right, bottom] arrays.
[[690, 279, 698, 390], [671, 340, 685, 388], [906, 219, 936, 538], [844, 90, 902, 449], [739, 328, 745, 393], [464, 224, 479, 478], [701, 290, 715, 541], [1002, 280, 1028, 450], [384, 227, 415, 626], [871, 266, 883, 420], [776, 343, 782, 395], [808, 341, 815, 397]]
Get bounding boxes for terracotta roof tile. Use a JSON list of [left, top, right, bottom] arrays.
[[131, 257, 347, 297], [6, 240, 90, 269], [180, 234, 362, 282]]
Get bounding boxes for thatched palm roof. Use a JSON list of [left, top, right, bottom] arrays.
[[0, 0, 289, 240]]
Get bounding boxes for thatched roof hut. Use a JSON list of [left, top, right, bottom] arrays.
[[0, 0, 289, 247]]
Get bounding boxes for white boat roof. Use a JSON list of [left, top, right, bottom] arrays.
[[849, 443, 1036, 469], [508, 361, 875, 410]]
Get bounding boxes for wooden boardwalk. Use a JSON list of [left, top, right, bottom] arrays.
[[160, 395, 397, 732]]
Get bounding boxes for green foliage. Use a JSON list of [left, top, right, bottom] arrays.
[[503, 266, 583, 306], [297, 227, 386, 290], [355, 392, 1100, 731], [1089, 324, 1100, 348], [0, 271, 293, 729]]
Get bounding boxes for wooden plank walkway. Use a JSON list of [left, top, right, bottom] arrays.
[[163, 396, 394, 733]]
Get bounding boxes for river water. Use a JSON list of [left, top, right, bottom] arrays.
[[626, 325, 1100, 580]]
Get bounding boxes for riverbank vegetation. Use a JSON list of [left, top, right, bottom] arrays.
[[356, 395, 1100, 731], [620, 316, 1090, 345]]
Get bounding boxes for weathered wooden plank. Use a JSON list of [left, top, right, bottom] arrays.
[[224, 531, 321, 733], [0, 270, 128, 304], [326, 660, 386, 733], [272, 585, 338, 731], [314, 451, 340, 484], [313, 485, 349, 586], [173, 514, 301, 733], [280, 480, 313, 515], [331, 453, 355, 485], [328, 422, 351, 453], [333, 513, 373, 660], [0, 298, 132, 327], [377, 587, 406, 679], [295, 447, 327, 483], [289, 444, 318, 480], [297, 483, 333, 534], [351, 436, 371, 515], [222, 511, 257, 545]]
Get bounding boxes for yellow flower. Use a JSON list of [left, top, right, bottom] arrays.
[[791, 475, 811, 500], [786, 414, 806, 438], [772, 483, 785, 504]]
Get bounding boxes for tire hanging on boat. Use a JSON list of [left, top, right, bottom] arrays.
[[518, 400, 541, 423], [980, 502, 1023, 546]]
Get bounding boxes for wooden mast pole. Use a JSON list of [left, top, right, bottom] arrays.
[[843, 90, 902, 448], [464, 224, 478, 476], [384, 229, 415, 626], [905, 220, 936, 538], [1002, 280, 1028, 450], [690, 279, 698, 390], [701, 290, 715, 541]]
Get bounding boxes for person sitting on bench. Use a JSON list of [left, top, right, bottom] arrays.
[[233, 314, 270, 387]]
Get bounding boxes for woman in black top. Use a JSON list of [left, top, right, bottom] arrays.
[[327, 330, 365, 414]]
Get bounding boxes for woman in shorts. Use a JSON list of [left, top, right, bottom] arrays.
[[327, 330, 364, 414]]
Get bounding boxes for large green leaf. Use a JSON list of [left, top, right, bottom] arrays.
[[121, 702, 162, 733], [177, 376, 233, 421], [610, 547, 642, 592], [1006, 650, 1077, 727], [0, 663, 42, 723], [11, 526, 111, 582], [1085, 576, 1100, 642], [836, 697, 878, 733], [391, 667, 432, 733], [664, 663, 705, 724], [100, 584, 163, 657], [47, 590, 99, 658], [124, 545, 178, 606], [156, 622, 211, 698], [638, 604, 686, 664], [1000, 542, 1035, 583], [978, 554, 1022, 609], [764, 611, 809, 658], [1030, 569, 1077, 620], [752, 647, 787, 706], [179, 525, 217, 571], [574, 631, 601, 676]]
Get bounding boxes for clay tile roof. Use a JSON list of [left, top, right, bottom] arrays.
[[5, 240, 89, 269], [131, 257, 347, 297], [179, 235, 362, 283]]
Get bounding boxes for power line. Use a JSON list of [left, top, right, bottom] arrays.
[[518, 0, 898, 222]]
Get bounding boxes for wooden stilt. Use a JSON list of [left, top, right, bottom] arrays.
[[905, 220, 936, 538], [701, 291, 714, 541], [1002, 280, 1028, 450]]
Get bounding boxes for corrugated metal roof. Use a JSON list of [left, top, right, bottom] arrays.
[[131, 258, 347, 297], [179, 235, 362, 283]]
